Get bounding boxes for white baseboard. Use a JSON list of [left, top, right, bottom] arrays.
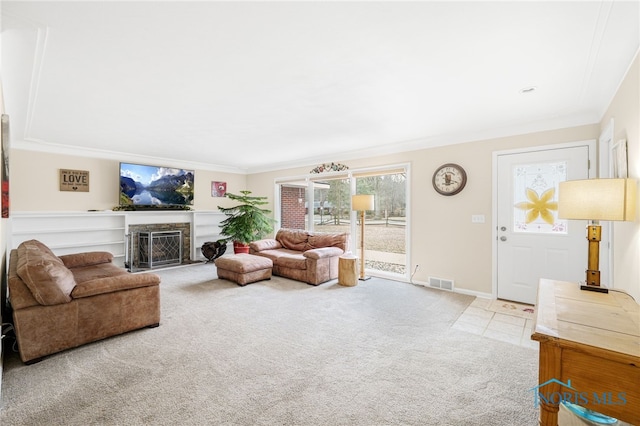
[[411, 279, 492, 299]]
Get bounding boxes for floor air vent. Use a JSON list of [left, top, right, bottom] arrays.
[[428, 276, 454, 291]]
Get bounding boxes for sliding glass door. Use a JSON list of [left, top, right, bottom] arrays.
[[353, 171, 407, 276], [276, 165, 408, 279]]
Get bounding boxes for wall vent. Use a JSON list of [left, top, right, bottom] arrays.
[[428, 276, 454, 291]]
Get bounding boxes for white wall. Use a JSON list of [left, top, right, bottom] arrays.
[[600, 52, 640, 301]]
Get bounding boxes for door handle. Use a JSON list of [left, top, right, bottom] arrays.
[[500, 226, 507, 231], [500, 236, 507, 242]]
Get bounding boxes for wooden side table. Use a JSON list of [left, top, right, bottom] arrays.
[[531, 279, 640, 426], [338, 254, 358, 286]]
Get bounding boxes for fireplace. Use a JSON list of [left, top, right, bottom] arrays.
[[127, 223, 192, 271], [138, 230, 182, 268]]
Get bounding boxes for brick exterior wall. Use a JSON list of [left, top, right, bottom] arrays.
[[280, 186, 306, 230]]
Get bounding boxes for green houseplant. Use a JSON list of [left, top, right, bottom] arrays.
[[218, 190, 275, 254]]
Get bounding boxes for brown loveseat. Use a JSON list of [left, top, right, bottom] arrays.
[[249, 228, 349, 285], [8, 239, 161, 364]]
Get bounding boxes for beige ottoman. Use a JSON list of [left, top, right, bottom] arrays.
[[214, 254, 273, 286]]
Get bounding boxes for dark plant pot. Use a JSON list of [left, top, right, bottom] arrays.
[[233, 241, 250, 254]]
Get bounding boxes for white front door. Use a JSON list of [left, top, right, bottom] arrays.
[[496, 144, 593, 304]]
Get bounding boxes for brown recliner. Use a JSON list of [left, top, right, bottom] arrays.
[[8, 239, 161, 364]]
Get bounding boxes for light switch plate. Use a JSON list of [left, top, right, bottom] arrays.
[[471, 215, 485, 223]]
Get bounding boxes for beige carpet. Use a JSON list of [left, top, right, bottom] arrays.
[[1, 264, 539, 425]]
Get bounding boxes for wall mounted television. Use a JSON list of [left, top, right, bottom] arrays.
[[119, 162, 194, 209]]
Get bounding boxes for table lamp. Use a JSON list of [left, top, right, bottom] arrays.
[[351, 194, 374, 280], [558, 178, 637, 292]]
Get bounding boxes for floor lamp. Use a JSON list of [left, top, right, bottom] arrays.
[[558, 178, 637, 293], [352, 194, 374, 281]]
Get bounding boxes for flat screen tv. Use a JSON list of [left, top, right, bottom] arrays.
[[119, 162, 194, 209]]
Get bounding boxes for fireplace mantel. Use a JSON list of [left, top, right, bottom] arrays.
[[9, 211, 226, 267]]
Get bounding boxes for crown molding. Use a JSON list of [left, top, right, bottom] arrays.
[[245, 113, 599, 174], [13, 138, 248, 174]]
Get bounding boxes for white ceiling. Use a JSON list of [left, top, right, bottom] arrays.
[[2, 1, 639, 173]]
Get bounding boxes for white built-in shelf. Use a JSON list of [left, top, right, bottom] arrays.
[[9, 211, 225, 267]]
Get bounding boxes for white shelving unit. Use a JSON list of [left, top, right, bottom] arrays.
[[10, 212, 127, 265], [192, 211, 225, 261], [9, 211, 226, 267]]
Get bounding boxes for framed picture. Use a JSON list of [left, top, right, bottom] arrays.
[[211, 181, 227, 197], [611, 139, 628, 178]]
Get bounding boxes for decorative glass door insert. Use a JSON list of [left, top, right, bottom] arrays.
[[513, 161, 567, 234]]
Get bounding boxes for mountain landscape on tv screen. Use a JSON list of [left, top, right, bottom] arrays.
[[120, 165, 194, 207]]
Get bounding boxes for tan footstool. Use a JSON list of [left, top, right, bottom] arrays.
[[214, 254, 273, 286]]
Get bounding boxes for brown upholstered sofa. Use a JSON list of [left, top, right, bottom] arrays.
[[249, 228, 349, 285], [8, 239, 161, 364]]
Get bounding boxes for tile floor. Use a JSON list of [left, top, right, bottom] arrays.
[[452, 297, 539, 349]]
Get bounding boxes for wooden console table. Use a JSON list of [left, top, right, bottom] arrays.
[[531, 279, 640, 426]]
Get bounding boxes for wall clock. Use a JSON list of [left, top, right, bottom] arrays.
[[432, 163, 467, 196]]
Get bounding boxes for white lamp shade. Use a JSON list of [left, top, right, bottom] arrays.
[[351, 194, 374, 211], [558, 178, 637, 221]]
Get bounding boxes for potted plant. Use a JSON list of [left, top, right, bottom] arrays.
[[218, 190, 275, 254]]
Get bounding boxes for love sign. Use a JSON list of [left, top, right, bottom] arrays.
[[60, 169, 90, 192]]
